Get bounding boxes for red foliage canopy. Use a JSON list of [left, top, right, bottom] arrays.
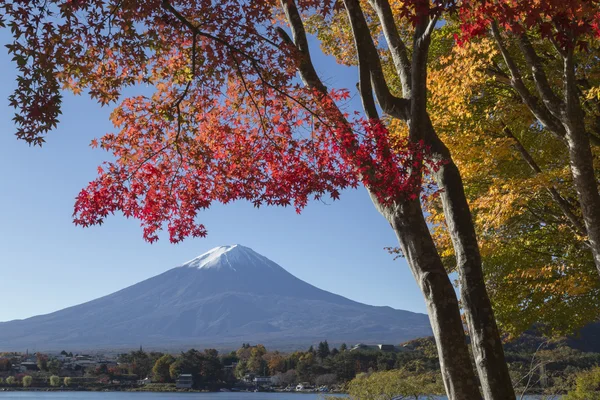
[[9, 0, 580, 242], [458, 0, 600, 47], [1, 0, 440, 242]]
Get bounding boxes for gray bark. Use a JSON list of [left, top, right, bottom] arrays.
[[371, 195, 483, 400], [407, 14, 516, 400], [565, 121, 600, 275], [562, 53, 600, 276], [491, 24, 600, 276], [344, 2, 514, 398], [280, 1, 510, 398], [419, 117, 516, 400]]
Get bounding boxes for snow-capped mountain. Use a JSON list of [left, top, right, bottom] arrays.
[[0, 245, 431, 350]]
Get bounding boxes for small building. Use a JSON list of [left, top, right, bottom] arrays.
[[137, 377, 152, 385], [350, 343, 368, 351], [176, 374, 193, 389], [377, 344, 396, 352], [73, 359, 99, 369], [20, 361, 38, 371], [350, 343, 408, 353], [224, 362, 238, 371], [253, 376, 272, 385]]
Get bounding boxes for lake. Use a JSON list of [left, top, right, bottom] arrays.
[[0, 392, 560, 400]]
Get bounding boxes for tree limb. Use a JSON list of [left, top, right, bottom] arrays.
[[342, 0, 410, 120], [410, 7, 435, 124], [161, 0, 260, 65], [357, 69, 380, 119], [504, 126, 588, 239], [517, 33, 564, 118], [484, 66, 512, 85], [367, 0, 411, 97], [490, 22, 567, 142]]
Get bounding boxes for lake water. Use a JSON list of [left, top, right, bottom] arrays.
[[0, 392, 560, 400]]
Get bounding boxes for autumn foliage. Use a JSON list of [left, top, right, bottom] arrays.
[[458, 0, 600, 45], [3, 1, 600, 398], [1, 0, 447, 243]]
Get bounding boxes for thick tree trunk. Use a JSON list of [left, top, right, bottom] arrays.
[[435, 159, 516, 400], [371, 194, 482, 400], [562, 53, 600, 277], [279, 1, 501, 397], [565, 123, 600, 276], [419, 119, 516, 400]]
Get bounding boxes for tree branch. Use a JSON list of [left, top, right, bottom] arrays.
[[278, 0, 328, 95], [161, 0, 260, 65], [490, 22, 567, 142], [484, 66, 512, 85], [357, 67, 379, 119], [410, 8, 435, 124], [367, 0, 411, 96], [423, 13, 440, 42], [504, 126, 588, 238], [342, 0, 410, 120], [517, 33, 564, 117], [563, 47, 581, 122]]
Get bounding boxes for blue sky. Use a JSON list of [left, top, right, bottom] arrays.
[[0, 29, 427, 323]]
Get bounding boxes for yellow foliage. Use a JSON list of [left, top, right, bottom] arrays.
[[423, 26, 600, 337]]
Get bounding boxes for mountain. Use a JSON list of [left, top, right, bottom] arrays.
[[0, 245, 431, 351]]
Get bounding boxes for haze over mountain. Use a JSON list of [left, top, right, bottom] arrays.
[[0, 245, 431, 351]]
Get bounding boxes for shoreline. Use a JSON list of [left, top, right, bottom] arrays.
[[0, 388, 345, 394]]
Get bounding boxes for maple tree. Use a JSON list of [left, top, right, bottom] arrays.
[[425, 25, 600, 339], [305, 4, 514, 398], [458, 0, 600, 278], [1, 1, 508, 399], [4, 1, 598, 399]]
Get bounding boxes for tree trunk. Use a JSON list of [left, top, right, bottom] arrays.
[[435, 159, 516, 400], [370, 194, 482, 400], [562, 53, 600, 277], [565, 123, 600, 276], [420, 118, 516, 400]]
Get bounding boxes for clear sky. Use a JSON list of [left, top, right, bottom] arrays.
[[0, 28, 427, 323]]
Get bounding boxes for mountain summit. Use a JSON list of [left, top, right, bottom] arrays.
[[0, 245, 431, 350], [182, 244, 278, 271]]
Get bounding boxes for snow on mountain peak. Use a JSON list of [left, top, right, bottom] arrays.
[[181, 244, 270, 271]]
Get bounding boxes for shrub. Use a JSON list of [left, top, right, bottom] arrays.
[[64, 377, 72, 387], [565, 366, 600, 400], [5, 376, 16, 385], [22, 375, 32, 387], [347, 369, 444, 400], [49, 375, 61, 387]]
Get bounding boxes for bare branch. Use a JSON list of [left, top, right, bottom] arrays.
[[518, 341, 548, 400], [423, 13, 439, 42], [484, 66, 512, 85], [357, 68, 379, 119]]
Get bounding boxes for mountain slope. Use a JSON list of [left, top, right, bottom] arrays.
[[0, 245, 431, 350]]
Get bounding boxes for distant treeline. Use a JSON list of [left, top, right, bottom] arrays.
[[1, 334, 600, 395]]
